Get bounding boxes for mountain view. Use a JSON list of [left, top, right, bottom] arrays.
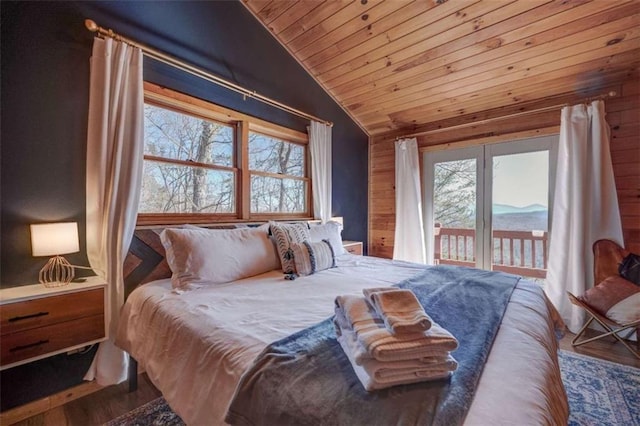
[[492, 204, 548, 232], [492, 203, 547, 215]]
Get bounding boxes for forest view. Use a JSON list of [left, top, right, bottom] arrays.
[[139, 104, 306, 215]]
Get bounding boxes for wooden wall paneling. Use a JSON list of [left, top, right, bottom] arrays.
[[366, 67, 637, 135], [368, 76, 640, 259], [276, 1, 351, 43], [613, 79, 640, 253], [255, 1, 296, 26], [243, 0, 273, 15], [333, 0, 610, 100], [366, 60, 640, 133], [322, 0, 591, 91], [354, 39, 640, 122], [265, 1, 325, 35], [339, 10, 639, 105], [313, 0, 474, 82], [305, 1, 434, 73], [314, 0, 513, 81], [286, 0, 382, 54], [296, 0, 408, 63], [246, 1, 638, 136]]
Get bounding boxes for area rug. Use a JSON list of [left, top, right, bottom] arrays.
[[559, 350, 639, 426], [105, 397, 184, 426], [106, 350, 639, 425]]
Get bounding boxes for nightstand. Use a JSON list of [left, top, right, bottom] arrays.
[[342, 240, 363, 255], [0, 277, 106, 370]]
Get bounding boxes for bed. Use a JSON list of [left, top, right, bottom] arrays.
[[116, 224, 569, 425]]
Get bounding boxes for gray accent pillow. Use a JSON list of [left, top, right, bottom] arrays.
[[269, 221, 310, 275], [291, 240, 336, 276]]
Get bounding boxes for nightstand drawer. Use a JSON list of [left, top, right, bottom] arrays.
[[1, 314, 104, 365], [1, 288, 103, 335], [343, 241, 363, 255]]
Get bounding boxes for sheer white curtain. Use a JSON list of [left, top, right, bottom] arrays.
[[393, 138, 426, 263], [84, 37, 144, 385], [309, 121, 332, 223], [546, 100, 623, 333]]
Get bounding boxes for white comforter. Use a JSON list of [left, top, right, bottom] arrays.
[[116, 255, 568, 425]]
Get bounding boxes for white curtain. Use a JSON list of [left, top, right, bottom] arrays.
[[309, 121, 332, 223], [546, 100, 623, 333], [393, 138, 426, 263], [84, 37, 144, 385]]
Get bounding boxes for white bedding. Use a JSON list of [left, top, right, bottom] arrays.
[[116, 255, 568, 425]]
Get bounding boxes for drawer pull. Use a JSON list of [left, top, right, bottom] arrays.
[[9, 311, 49, 322], [10, 339, 50, 352]]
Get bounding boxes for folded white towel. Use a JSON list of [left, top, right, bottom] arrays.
[[337, 332, 453, 391], [338, 327, 458, 381], [334, 295, 458, 362], [362, 287, 433, 334]]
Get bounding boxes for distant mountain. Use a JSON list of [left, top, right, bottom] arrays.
[[493, 210, 548, 232], [493, 203, 547, 215]]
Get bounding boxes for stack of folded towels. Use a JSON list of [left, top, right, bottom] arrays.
[[334, 287, 459, 391]]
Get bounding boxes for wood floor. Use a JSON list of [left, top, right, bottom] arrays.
[[9, 331, 639, 426]]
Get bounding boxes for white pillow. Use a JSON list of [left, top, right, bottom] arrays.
[[309, 221, 345, 255], [291, 240, 336, 276], [269, 221, 310, 275], [160, 224, 280, 290]]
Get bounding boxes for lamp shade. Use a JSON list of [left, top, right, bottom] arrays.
[[30, 222, 80, 256]]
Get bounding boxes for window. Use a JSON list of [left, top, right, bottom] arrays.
[[138, 83, 310, 224], [248, 132, 306, 213], [140, 104, 236, 215]]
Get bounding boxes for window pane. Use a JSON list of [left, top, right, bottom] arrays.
[[434, 158, 477, 228], [144, 104, 233, 167], [139, 160, 235, 214], [250, 175, 305, 213], [248, 132, 304, 177]]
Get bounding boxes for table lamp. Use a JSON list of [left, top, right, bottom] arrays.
[[30, 222, 80, 287]]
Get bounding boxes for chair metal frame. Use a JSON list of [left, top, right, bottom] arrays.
[[566, 239, 639, 359], [567, 292, 640, 359]]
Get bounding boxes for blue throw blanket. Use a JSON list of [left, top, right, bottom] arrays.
[[226, 266, 520, 426]]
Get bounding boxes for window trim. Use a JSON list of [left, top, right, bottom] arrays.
[[138, 82, 312, 225]]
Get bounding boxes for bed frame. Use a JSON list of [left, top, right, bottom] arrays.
[[122, 221, 316, 390]]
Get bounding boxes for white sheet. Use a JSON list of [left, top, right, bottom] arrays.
[[116, 255, 568, 425]]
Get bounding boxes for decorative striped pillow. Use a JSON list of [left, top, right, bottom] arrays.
[[291, 240, 336, 276], [269, 221, 310, 275]]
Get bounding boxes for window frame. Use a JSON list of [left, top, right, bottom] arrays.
[[138, 82, 312, 225], [247, 128, 310, 216]]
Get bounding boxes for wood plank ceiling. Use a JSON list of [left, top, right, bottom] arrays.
[[243, 0, 640, 137]]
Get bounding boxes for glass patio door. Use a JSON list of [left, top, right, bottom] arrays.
[[485, 138, 556, 279], [424, 146, 484, 269], [424, 136, 557, 279]]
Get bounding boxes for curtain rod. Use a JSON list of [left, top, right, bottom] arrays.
[[396, 90, 616, 141], [84, 19, 333, 127]]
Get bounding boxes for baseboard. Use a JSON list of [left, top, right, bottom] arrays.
[[0, 380, 103, 425]]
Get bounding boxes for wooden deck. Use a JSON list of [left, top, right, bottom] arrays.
[[435, 227, 549, 279]]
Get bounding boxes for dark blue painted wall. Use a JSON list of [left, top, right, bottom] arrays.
[[1, 0, 368, 288], [0, 0, 368, 408]]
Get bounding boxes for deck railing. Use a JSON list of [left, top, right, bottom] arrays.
[[434, 227, 548, 278]]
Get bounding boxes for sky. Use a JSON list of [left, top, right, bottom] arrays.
[[492, 150, 549, 208]]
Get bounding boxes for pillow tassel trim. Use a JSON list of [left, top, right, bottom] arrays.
[[323, 238, 337, 268], [302, 240, 317, 274]]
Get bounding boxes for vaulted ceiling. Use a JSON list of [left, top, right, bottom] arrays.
[[243, 0, 640, 136]]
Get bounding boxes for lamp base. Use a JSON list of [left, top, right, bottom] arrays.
[[39, 255, 75, 288]]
